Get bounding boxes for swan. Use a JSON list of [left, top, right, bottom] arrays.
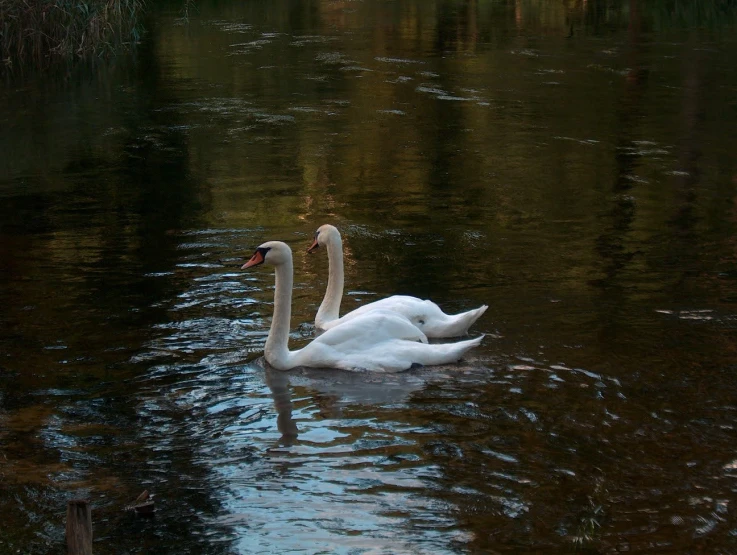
[[242, 241, 483, 373], [307, 224, 488, 337]]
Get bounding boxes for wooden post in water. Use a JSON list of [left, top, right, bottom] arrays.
[[66, 499, 92, 555]]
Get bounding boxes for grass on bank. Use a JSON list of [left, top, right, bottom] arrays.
[[0, 0, 144, 71]]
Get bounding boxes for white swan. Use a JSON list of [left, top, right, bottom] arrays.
[[307, 224, 488, 338], [242, 241, 483, 373]]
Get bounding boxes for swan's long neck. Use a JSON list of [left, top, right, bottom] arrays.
[[264, 255, 294, 369], [315, 233, 344, 328]]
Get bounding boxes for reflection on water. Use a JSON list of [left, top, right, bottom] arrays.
[[2, 0, 737, 553]]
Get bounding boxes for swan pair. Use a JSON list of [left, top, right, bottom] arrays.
[[242, 225, 487, 373]]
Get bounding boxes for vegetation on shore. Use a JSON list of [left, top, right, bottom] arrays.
[[0, 0, 144, 71]]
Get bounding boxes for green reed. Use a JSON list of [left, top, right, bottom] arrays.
[[0, 0, 144, 71]]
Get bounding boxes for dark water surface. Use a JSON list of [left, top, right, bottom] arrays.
[[2, 1, 737, 553]]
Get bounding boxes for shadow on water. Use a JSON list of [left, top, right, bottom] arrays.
[[0, 17, 216, 553]]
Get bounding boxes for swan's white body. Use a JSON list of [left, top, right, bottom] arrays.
[[242, 241, 483, 373], [308, 225, 488, 338]]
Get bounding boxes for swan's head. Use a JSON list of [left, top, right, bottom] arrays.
[[242, 241, 292, 269], [307, 224, 340, 253]]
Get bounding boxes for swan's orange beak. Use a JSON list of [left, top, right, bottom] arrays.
[[242, 250, 265, 269], [307, 237, 320, 254]]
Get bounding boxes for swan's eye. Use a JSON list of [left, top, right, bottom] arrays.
[[418, 319, 425, 325]]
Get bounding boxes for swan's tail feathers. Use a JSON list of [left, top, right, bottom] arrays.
[[448, 334, 484, 363], [459, 333, 484, 352], [431, 304, 488, 338], [413, 334, 484, 367]]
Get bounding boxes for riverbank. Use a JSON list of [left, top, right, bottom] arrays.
[[1, 0, 144, 72]]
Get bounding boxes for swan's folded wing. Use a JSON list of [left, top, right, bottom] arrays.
[[337, 335, 484, 373], [333, 296, 430, 325], [315, 310, 428, 349]]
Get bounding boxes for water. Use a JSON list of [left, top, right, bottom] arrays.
[[2, 0, 737, 552]]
